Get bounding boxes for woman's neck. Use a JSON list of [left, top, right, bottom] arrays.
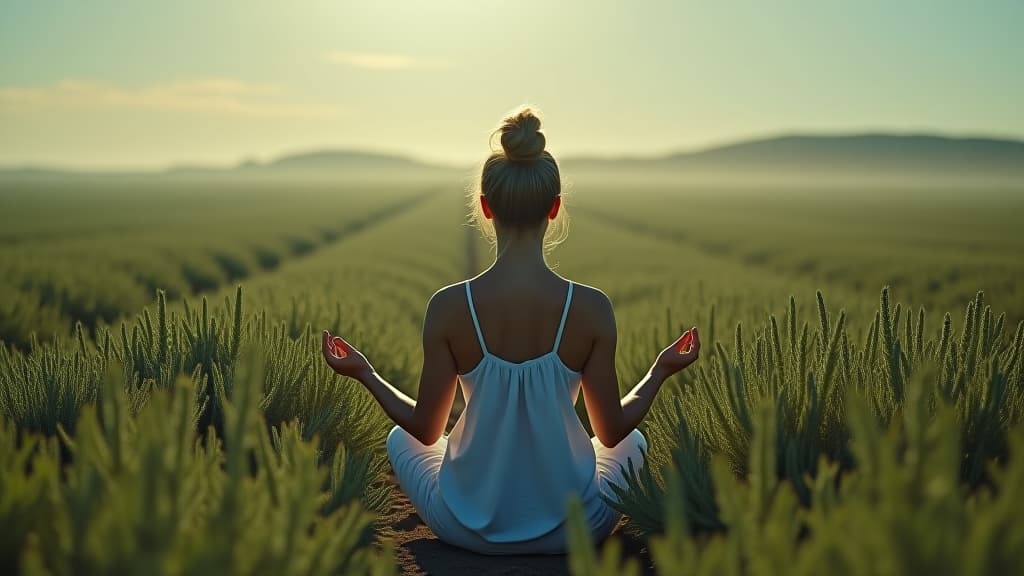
[[491, 230, 549, 275]]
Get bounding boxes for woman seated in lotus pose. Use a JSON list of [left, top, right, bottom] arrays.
[[321, 106, 700, 555]]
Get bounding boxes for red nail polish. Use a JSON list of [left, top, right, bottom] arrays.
[[678, 331, 693, 353], [331, 336, 348, 358]]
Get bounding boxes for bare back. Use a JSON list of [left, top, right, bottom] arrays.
[[433, 270, 605, 376]]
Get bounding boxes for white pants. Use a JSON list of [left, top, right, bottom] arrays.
[[386, 426, 647, 554]]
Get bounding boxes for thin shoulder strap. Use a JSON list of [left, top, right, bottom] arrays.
[[552, 281, 574, 353], [464, 280, 489, 354]]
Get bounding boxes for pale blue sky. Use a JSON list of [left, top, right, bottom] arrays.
[[1, 0, 1021, 169]]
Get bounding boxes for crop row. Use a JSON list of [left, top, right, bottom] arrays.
[[0, 177, 442, 348]]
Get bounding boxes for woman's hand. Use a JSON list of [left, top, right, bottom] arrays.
[[652, 327, 701, 379], [321, 330, 374, 382]]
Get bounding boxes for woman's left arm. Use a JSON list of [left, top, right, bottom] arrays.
[[321, 293, 458, 445]]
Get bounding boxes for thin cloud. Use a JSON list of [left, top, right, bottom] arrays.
[[324, 50, 451, 70], [0, 78, 337, 119]]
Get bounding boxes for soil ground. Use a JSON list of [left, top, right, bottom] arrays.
[[380, 474, 654, 576]]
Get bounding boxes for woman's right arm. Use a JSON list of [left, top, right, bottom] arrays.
[[580, 293, 700, 448], [321, 289, 458, 446]]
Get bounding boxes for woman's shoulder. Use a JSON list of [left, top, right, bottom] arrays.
[[424, 277, 614, 321], [426, 281, 470, 316], [554, 278, 616, 334], [560, 279, 612, 311]]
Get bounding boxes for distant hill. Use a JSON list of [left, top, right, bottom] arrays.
[[562, 134, 1024, 181], [0, 150, 457, 179], [253, 136, 1024, 177], [232, 149, 450, 174], [159, 149, 456, 178], [2, 134, 1022, 182]]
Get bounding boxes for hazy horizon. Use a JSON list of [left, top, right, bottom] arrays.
[[4, 129, 1024, 174], [2, 1, 1022, 170]]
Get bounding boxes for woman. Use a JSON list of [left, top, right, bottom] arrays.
[[321, 106, 700, 555]]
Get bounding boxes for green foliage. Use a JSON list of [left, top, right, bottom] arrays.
[[1, 353, 393, 575], [566, 497, 641, 576], [0, 180, 437, 349], [3, 179, 1024, 573], [0, 328, 105, 437], [611, 289, 1023, 538], [0, 286, 397, 573], [557, 367, 1024, 575], [574, 288, 1023, 575]]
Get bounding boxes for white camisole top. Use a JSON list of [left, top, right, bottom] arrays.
[[437, 280, 604, 542]]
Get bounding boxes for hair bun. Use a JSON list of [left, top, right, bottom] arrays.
[[499, 107, 546, 162]]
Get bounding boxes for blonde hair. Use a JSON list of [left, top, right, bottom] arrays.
[[466, 105, 570, 253]]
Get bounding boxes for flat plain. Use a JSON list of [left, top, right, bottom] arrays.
[[1, 171, 1022, 575]]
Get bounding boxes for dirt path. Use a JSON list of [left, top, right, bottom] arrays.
[[381, 475, 654, 576]]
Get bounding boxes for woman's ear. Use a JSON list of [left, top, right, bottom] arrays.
[[548, 196, 561, 220], [480, 195, 494, 220]]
